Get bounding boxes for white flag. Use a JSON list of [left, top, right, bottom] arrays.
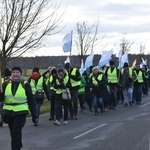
[[85, 51, 94, 69], [80, 59, 84, 74], [64, 56, 70, 64], [141, 57, 147, 65], [98, 49, 113, 68], [115, 50, 122, 59], [120, 52, 128, 68]]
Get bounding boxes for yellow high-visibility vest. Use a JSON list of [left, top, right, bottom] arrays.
[[121, 67, 133, 77], [30, 77, 44, 94], [70, 68, 81, 87], [135, 71, 143, 83], [107, 68, 118, 83], [3, 81, 28, 112]]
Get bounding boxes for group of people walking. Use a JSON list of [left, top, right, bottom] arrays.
[[0, 60, 149, 150]]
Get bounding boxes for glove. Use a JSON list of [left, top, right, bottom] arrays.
[[32, 116, 37, 123]]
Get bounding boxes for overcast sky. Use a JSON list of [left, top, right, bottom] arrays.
[[24, 0, 150, 57]]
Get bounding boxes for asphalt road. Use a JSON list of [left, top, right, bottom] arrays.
[[0, 95, 150, 150]]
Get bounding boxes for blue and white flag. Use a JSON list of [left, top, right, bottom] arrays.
[[85, 51, 94, 69], [62, 30, 73, 53]]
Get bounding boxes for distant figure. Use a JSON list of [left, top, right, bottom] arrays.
[[121, 62, 137, 107]]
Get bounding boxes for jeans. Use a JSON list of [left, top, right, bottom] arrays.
[[55, 94, 69, 121], [69, 89, 79, 116], [50, 94, 55, 119], [36, 103, 42, 122], [123, 88, 133, 104], [93, 96, 104, 113], [78, 94, 85, 110]]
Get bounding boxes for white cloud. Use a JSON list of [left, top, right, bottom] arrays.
[[24, 0, 150, 57]]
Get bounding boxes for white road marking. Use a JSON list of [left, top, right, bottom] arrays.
[[140, 102, 150, 108], [73, 123, 107, 140]]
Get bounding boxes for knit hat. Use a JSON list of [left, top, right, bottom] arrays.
[[123, 62, 129, 68], [51, 68, 57, 74], [64, 62, 70, 69], [57, 64, 63, 68], [109, 60, 115, 66], [12, 66, 22, 73], [57, 67, 64, 74], [32, 67, 39, 73]]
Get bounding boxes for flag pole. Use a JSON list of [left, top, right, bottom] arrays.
[[70, 30, 73, 64]]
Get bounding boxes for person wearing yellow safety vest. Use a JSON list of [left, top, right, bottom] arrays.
[[28, 67, 50, 126], [64, 63, 81, 119], [105, 60, 121, 110], [0, 66, 36, 150], [121, 62, 137, 107], [82, 67, 93, 112], [90, 66, 107, 115], [78, 73, 86, 113], [0, 68, 11, 127], [47, 67, 57, 121], [53, 67, 70, 125], [133, 64, 146, 104]]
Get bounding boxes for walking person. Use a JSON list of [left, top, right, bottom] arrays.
[[82, 68, 93, 111], [105, 60, 121, 109], [133, 64, 146, 104], [47, 67, 57, 120], [28, 67, 50, 126], [78, 73, 86, 113], [64, 63, 81, 119], [121, 62, 137, 107], [53, 67, 70, 125], [0, 66, 36, 150], [90, 67, 107, 115]]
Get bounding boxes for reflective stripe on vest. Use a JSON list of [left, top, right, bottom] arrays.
[[3, 81, 28, 112], [135, 71, 143, 83], [121, 67, 133, 77], [70, 68, 80, 87], [30, 77, 44, 94], [107, 68, 118, 83]]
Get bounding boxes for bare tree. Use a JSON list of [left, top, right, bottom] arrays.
[[119, 34, 134, 54], [73, 20, 103, 62], [0, 0, 63, 70]]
